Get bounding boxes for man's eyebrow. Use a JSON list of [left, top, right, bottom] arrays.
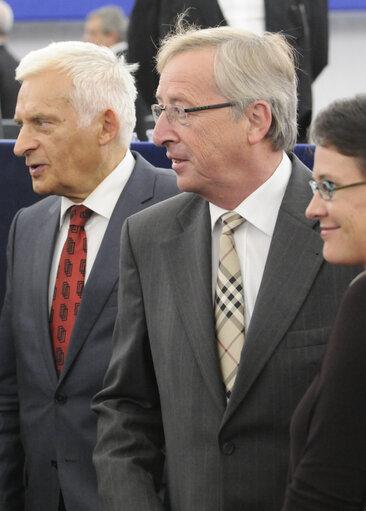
[[316, 172, 334, 181], [32, 113, 60, 122], [155, 96, 187, 106]]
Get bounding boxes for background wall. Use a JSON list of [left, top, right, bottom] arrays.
[[9, 0, 135, 20], [313, 9, 366, 117], [7, 0, 366, 20], [5, 4, 366, 124]]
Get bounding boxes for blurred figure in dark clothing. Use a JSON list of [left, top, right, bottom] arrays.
[[0, 0, 20, 119]]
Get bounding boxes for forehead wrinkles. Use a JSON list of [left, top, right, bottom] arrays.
[[157, 77, 207, 105], [157, 50, 218, 103], [17, 94, 70, 118], [18, 74, 72, 109]]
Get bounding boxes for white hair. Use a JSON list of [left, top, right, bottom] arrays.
[[16, 41, 137, 147], [0, 0, 13, 36]]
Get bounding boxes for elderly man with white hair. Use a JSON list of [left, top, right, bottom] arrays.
[[0, 40, 179, 511]]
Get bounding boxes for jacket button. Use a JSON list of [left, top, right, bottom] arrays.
[[55, 393, 67, 404], [50, 460, 58, 469], [222, 442, 235, 455]]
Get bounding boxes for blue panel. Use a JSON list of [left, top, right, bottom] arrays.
[[329, 0, 366, 8], [11, 0, 134, 21], [10, 0, 365, 21]]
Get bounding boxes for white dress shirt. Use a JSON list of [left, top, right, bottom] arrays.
[[210, 152, 292, 328], [48, 149, 135, 311], [217, 0, 265, 34]]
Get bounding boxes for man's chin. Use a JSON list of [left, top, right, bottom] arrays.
[[31, 181, 53, 197]]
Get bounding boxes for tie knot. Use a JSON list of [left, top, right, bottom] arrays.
[[69, 205, 93, 228], [220, 211, 245, 235]]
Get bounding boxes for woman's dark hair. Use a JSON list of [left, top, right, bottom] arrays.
[[310, 94, 366, 174]]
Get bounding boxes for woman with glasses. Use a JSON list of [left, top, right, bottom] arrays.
[[282, 94, 366, 510]]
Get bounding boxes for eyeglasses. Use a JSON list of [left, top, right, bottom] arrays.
[[151, 102, 235, 126], [309, 178, 366, 200]]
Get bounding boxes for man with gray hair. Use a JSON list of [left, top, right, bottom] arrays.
[[0, 41, 179, 510], [93, 24, 360, 511], [0, 0, 20, 118], [83, 5, 128, 57]]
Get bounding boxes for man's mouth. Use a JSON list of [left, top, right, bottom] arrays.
[[28, 164, 45, 176]]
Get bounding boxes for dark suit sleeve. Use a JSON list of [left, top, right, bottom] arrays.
[[0, 47, 20, 119], [93, 218, 166, 511], [0, 212, 25, 510], [307, 0, 328, 81], [282, 275, 366, 511], [127, 0, 161, 107]]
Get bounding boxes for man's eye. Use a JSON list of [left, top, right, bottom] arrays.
[[322, 181, 336, 190], [172, 106, 183, 115], [35, 119, 50, 127]]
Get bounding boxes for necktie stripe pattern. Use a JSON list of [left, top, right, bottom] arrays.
[[215, 211, 245, 399], [50, 205, 92, 374]]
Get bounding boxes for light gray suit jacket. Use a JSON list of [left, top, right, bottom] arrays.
[[0, 152, 180, 511], [93, 153, 361, 511]]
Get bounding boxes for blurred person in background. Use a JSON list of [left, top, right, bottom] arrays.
[[83, 4, 149, 142], [0, 0, 20, 118], [282, 94, 366, 511], [83, 4, 129, 57]]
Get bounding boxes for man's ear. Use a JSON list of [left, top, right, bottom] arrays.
[[246, 100, 272, 145], [98, 109, 120, 145]]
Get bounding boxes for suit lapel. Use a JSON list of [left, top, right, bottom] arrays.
[[226, 156, 324, 415], [32, 198, 61, 384], [160, 195, 226, 412], [59, 154, 162, 379]]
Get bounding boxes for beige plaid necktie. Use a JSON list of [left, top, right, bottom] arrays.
[[214, 211, 245, 399]]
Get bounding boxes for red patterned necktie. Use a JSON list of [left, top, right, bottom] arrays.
[[50, 205, 93, 374]]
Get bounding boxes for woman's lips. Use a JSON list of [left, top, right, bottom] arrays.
[[320, 225, 339, 238]]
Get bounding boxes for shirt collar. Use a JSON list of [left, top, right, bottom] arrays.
[[111, 41, 128, 55], [210, 152, 292, 235], [59, 149, 135, 227]]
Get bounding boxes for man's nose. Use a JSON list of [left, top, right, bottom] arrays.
[[13, 126, 38, 157], [152, 110, 178, 147]]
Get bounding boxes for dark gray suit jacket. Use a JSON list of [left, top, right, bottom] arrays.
[[0, 152, 179, 511], [93, 154, 360, 511], [127, 0, 328, 141]]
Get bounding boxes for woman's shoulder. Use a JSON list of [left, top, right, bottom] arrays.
[[344, 270, 366, 303], [331, 270, 366, 340]]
